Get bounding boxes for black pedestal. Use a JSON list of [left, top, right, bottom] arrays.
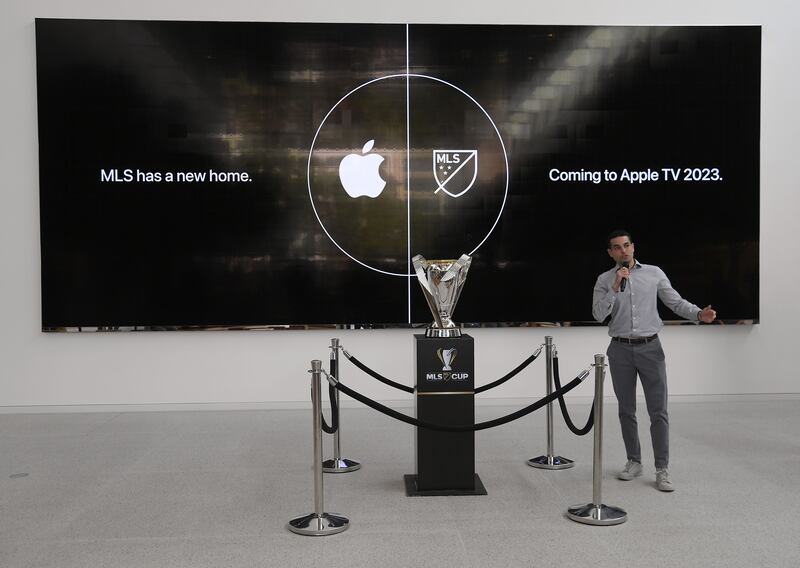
[[404, 473, 487, 497], [407, 333, 486, 496]]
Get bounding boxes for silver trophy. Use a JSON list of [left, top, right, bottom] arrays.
[[412, 254, 472, 338]]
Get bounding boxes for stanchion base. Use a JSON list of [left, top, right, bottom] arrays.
[[287, 512, 350, 535], [566, 503, 627, 526], [322, 458, 362, 473], [527, 455, 575, 469]]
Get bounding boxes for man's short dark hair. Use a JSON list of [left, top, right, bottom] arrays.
[[607, 229, 632, 249]]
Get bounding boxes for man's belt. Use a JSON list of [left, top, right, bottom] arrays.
[[611, 334, 658, 345]]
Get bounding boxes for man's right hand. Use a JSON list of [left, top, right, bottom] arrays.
[[612, 265, 630, 292]]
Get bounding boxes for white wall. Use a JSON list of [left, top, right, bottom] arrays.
[[1, 0, 798, 409]]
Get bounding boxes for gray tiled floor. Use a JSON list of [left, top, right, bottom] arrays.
[[1, 399, 799, 567]]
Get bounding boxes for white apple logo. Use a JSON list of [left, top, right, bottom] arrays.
[[338, 139, 386, 198]]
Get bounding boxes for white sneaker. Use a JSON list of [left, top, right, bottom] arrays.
[[617, 460, 643, 481], [656, 468, 674, 492]]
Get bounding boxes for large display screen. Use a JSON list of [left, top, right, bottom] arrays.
[[35, 20, 760, 330]]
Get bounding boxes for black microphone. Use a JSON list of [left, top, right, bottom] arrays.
[[620, 261, 629, 292]]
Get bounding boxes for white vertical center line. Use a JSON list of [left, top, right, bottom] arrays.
[[406, 23, 412, 324]]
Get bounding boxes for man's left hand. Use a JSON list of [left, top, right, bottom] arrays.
[[699, 305, 717, 323]]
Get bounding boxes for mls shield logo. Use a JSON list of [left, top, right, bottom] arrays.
[[433, 149, 478, 198], [437, 348, 457, 371]]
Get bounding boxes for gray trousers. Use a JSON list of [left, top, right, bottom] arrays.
[[606, 337, 669, 469]]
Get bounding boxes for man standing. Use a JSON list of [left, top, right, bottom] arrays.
[[592, 230, 716, 491]]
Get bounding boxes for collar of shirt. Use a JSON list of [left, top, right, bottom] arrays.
[[618, 259, 642, 270]]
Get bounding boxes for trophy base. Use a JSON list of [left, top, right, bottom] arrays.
[[425, 327, 462, 338]]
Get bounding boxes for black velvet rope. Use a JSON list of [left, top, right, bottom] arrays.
[[344, 348, 542, 396], [474, 349, 541, 394], [319, 384, 339, 434], [330, 372, 585, 433], [343, 353, 415, 394], [320, 358, 339, 434], [553, 356, 594, 436]]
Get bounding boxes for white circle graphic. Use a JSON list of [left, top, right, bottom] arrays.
[[307, 73, 509, 277]]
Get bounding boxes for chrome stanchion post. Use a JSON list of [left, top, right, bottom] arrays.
[[323, 338, 361, 473], [528, 336, 574, 469], [287, 360, 350, 536], [567, 354, 627, 526]]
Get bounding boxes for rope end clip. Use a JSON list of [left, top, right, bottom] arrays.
[[321, 369, 339, 387]]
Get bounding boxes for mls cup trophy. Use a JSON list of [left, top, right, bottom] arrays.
[[412, 254, 472, 338]]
